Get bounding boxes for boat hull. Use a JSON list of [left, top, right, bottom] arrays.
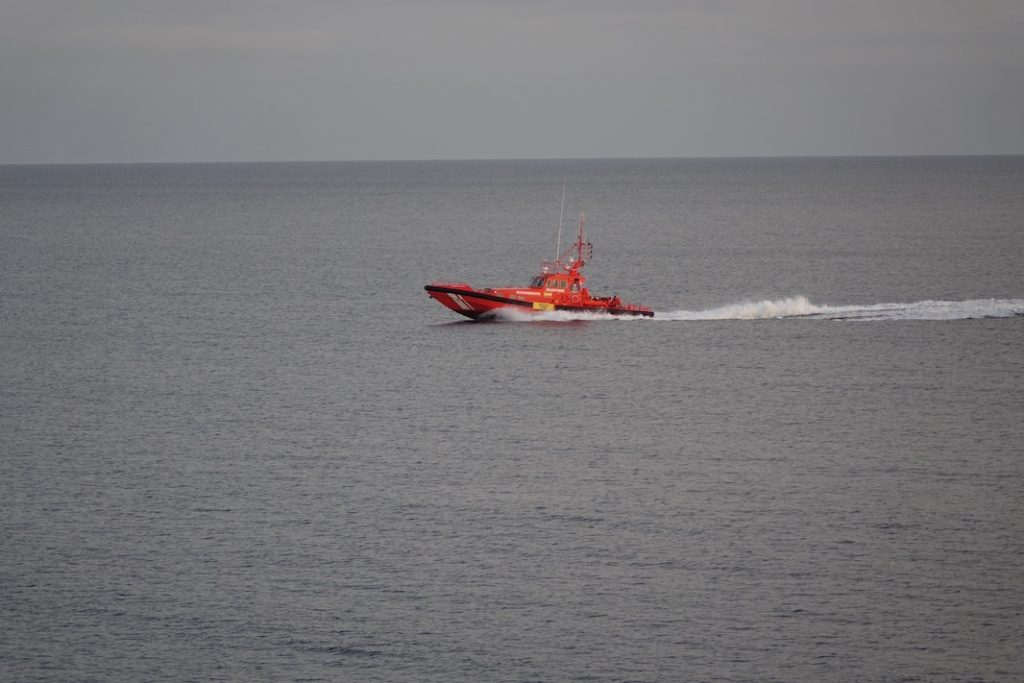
[[424, 284, 530, 319], [425, 284, 654, 319]]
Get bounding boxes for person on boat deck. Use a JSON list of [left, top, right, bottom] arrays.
[[571, 281, 580, 293]]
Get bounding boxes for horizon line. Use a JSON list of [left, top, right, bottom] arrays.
[[3, 152, 1023, 167]]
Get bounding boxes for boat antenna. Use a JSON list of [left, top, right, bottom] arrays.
[[555, 177, 566, 262]]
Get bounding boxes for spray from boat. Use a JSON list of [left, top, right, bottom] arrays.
[[476, 296, 1024, 322]]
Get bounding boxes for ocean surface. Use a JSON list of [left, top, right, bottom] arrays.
[[2, 157, 1023, 682]]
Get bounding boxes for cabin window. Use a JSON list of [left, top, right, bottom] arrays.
[[530, 276, 544, 287]]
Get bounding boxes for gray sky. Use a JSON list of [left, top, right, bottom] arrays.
[[1, 0, 1022, 163]]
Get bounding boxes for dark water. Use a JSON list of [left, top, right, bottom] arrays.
[[2, 158, 1023, 682]]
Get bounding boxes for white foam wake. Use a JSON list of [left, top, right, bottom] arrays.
[[488, 307, 620, 323], [659, 296, 820, 320], [659, 297, 1024, 321], [485, 297, 1024, 322]]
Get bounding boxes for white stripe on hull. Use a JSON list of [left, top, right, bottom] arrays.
[[447, 293, 474, 310]]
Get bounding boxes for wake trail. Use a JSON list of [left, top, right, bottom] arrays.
[[489, 296, 1024, 322], [657, 296, 1024, 321]]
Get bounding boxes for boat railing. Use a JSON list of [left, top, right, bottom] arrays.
[[539, 259, 565, 274], [622, 303, 652, 312]]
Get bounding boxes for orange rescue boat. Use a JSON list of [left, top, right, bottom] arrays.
[[425, 212, 653, 320]]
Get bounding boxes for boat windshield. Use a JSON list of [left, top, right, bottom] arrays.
[[529, 276, 544, 287]]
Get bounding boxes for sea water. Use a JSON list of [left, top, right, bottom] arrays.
[[2, 158, 1023, 681]]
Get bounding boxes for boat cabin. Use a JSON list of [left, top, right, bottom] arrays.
[[530, 274, 586, 296]]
